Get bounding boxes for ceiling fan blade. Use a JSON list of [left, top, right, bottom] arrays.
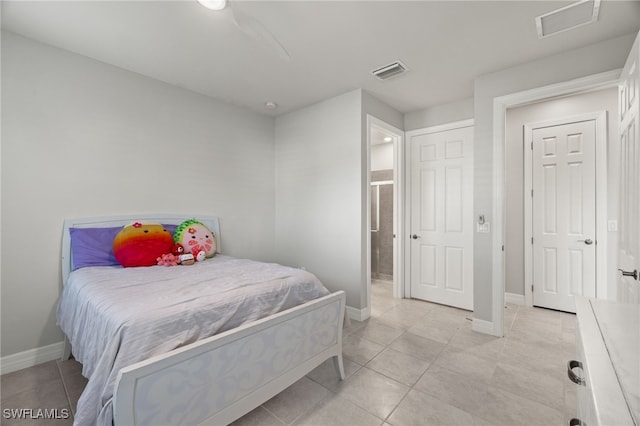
[[228, 5, 291, 61]]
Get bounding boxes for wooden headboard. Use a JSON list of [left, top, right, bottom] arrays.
[[61, 214, 221, 285]]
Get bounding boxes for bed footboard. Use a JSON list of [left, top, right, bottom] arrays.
[[113, 291, 345, 426]]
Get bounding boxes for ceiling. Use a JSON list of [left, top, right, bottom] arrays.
[[2, 1, 639, 117]]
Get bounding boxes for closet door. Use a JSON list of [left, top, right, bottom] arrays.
[[408, 123, 474, 310]]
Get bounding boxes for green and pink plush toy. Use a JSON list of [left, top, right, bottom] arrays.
[[173, 219, 216, 261]]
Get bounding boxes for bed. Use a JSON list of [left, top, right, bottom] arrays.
[[58, 215, 346, 426]]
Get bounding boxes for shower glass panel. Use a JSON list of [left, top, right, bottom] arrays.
[[371, 170, 394, 280]]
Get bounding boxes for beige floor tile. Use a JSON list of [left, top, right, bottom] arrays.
[[432, 347, 498, 384], [510, 316, 563, 342], [336, 367, 409, 420], [473, 386, 564, 426], [413, 364, 492, 416], [1, 361, 61, 399], [490, 362, 565, 411], [56, 359, 83, 378], [230, 406, 285, 426], [348, 319, 404, 346], [371, 281, 394, 297], [375, 306, 430, 330], [503, 307, 518, 331], [292, 393, 383, 426], [500, 336, 568, 378], [512, 307, 570, 333], [429, 304, 473, 320], [406, 319, 460, 345], [60, 372, 88, 415], [1, 376, 69, 409], [366, 348, 431, 386], [388, 388, 475, 426], [343, 318, 367, 336], [472, 415, 498, 426], [306, 357, 361, 392], [447, 325, 505, 360], [388, 332, 445, 362], [262, 377, 331, 425], [342, 333, 385, 366], [370, 297, 401, 317]]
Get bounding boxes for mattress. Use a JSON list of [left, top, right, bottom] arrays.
[[56, 255, 330, 426]]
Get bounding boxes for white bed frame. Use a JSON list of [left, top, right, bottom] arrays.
[[61, 214, 345, 426]]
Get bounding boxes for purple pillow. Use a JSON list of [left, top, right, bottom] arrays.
[[70, 224, 178, 271]]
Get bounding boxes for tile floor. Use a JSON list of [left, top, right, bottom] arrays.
[[1, 279, 577, 426]]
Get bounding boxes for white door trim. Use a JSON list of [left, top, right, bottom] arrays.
[[405, 119, 474, 304], [523, 111, 608, 307], [491, 69, 620, 336], [366, 115, 405, 309]]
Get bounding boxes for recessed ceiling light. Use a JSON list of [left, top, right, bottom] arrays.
[[383, 136, 393, 142], [197, 0, 227, 11], [265, 101, 278, 110]]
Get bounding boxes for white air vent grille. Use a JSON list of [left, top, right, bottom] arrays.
[[536, 0, 600, 38], [371, 61, 408, 80]]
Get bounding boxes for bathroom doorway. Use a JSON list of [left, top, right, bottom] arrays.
[[367, 115, 404, 313]]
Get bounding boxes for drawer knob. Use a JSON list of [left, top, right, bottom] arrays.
[[569, 418, 586, 426], [567, 360, 585, 386]]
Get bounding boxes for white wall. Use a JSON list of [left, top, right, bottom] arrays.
[[473, 33, 636, 324], [505, 88, 619, 298], [1, 32, 276, 357], [371, 143, 393, 171], [274, 90, 363, 308], [404, 97, 474, 131]]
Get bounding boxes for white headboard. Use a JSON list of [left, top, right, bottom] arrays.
[[61, 214, 221, 285]]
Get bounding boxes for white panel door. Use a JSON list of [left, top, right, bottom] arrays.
[[618, 32, 640, 303], [409, 125, 473, 310], [532, 120, 596, 312]]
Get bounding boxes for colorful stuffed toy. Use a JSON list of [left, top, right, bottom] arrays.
[[113, 222, 174, 267], [173, 219, 216, 259], [156, 253, 179, 267]]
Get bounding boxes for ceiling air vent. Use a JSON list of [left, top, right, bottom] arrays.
[[371, 61, 408, 81], [536, 0, 600, 39]]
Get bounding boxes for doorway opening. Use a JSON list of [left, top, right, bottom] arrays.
[[505, 91, 615, 314], [366, 116, 404, 316], [489, 70, 621, 337]]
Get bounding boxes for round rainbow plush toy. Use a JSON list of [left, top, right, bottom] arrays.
[[113, 222, 174, 267], [173, 219, 216, 259]]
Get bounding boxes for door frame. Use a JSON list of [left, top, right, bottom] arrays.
[[523, 111, 608, 307], [490, 69, 620, 336], [405, 119, 474, 302], [366, 115, 405, 312]]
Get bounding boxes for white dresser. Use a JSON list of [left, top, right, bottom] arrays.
[[572, 298, 639, 426]]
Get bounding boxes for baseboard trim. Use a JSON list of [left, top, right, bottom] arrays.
[[0, 341, 65, 375], [472, 318, 501, 337], [346, 305, 370, 322], [505, 292, 525, 305]]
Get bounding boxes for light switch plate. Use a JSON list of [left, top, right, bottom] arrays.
[[477, 223, 490, 233], [608, 220, 618, 232]]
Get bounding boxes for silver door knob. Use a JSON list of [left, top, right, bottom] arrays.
[[618, 269, 638, 280], [577, 239, 593, 245], [411, 234, 420, 240]]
